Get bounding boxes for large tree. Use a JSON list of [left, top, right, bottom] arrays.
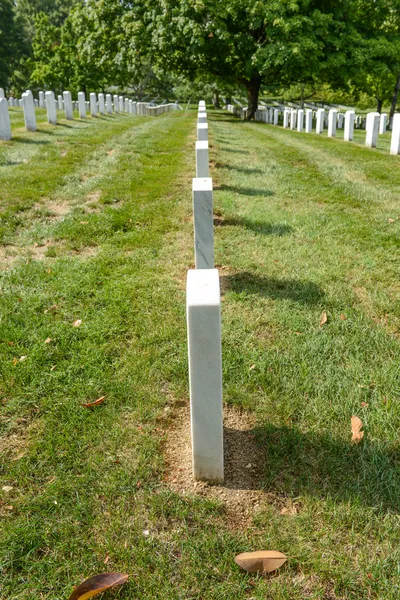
[[0, 0, 27, 90], [138, 0, 362, 119]]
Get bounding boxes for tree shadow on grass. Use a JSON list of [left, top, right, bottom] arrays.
[[224, 423, 400, 512], [218, 183, 274, 197], [219, 147, 249, 154], [12, 137, 50, 145], [221, 272, 324, 305], [215, 215, 292, 237], [218, 163, 263, 175]]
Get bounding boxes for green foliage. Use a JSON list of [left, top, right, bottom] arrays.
[[0, 0, 27, 90]]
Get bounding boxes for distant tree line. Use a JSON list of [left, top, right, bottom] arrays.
[[1, 0, 399, 120]]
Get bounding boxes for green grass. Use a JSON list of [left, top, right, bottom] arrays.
[[1, 107, 400, 599]]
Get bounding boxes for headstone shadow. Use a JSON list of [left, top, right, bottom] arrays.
[[215, 215, 291, 236], [221, 272, 324, 305], [218, 183, 274, 197]]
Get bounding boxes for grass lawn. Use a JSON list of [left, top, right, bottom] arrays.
[[0, 106, 400, 599]]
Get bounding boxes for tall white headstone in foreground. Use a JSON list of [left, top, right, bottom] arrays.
[[297, 109, 304, 132], [187, 268, 223, 483], [344, 110, 355, 142], [316, 108, 325, 134], [90, 93, 97, 117], [98, 94, 105, 115], [197, 123, 208, 141], [0, 97, 12, 140], [390, 113, 400, 155], [78, 92, 86, 118], [379, 113, 387, 134], [106, 94, 112, 114], [63, 91, 73, 120], [365, 112, 380, 148], [45, 91, 57, 125], [328, 109, 337, 137], [22, 92, 36, 131], [192, 177, 214, 269], [196, 141, 209, 178], [305, 109, 312, 132]]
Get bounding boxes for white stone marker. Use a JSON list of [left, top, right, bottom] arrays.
[[344, 110, 355, 142], [90, 93, 97, 117], [328, 108, 337, 137], [98, 93, 105, 115], [22, 92, 36, 131], [196, 141, 209, 178], [337, 113, 344, 129], [113, 94, 119, 113], [274, 108, 279, 125], [316, 108, 325, 134], [379, 113, 387, 134], [198, 113, 207, 124], [186, 268, 223, 483], [57, 94, 63, 110], [63, 91, 73, 120], [119, 96, 124, 112], [128, 100, 133, 114], [39, 91, 45, 108], [0, 88, 4, 99], [199, 100, 206, 109], [106, 94, 112, 114], [197, 123, 208, 141], [45, 91, 57, 124], [192, 177, 214, 269], [290, 109, 297, 130], [390, 113, 400, 155], [124, 98, 129, 113], [132, 101, 137, 115], [297, 109, 304, 132], [0, 97, 12, 140], [305, 109, 312, 132], [78, 92, 86, 118], [283, 109, 289, 128], [365, 112, 380, 148]]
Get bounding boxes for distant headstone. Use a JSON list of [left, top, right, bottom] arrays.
[[198, 113, 207, 124], [297, 109, 304, 132], [63, 91, 73, 120], [90, 93, 97, 117], [106, 94, 112, 114], [39, 91, 45, 108], [119, 96, 124, 113], [192, 177, 214, 269], [197, 123, 208, 141], [365, 112, 380, 148], [344, 110, 355, 142], [290, 109, 297, 130], [186, 268, 223, 483], [196, 141, 209, 178], [0, 88, 4, 99], [328, 109, 337, 137], [379, 113, 387, 134], [305, 109, 313, 132], [78, 92, 86, 118], [337, 113, 344, 129], [45, 91, 57, 125], [58, 94, 63, 110], [132, 101, 137, 115], [98, 93, 105, 115], [113, 94, 119, 113], [390, 113, 400, 155], [0, 97, 12, 140], [274, 108, 279, 125], [316, 108, 325, 134], [22, 91, 36, 131]]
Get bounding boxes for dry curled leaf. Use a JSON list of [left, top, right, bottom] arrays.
[[388, 218, 395, 223], [235, 551, 287, 574], [361, 402, 369, 408], [19, 356, 27, 362], [2, 486, 13, 493], [68, 572, 129, 600], [340, 314, 347, 320], [82, 396, 106, 408], [351, 415, 364, 443], [44, 338, 51, 344], [319, 312, 328, 327], [72, 319, 82, 328]]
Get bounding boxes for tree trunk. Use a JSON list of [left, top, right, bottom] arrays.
[[245, 76, 261, 120], [300, 83, 305, 109], [377, 98, 383, 113], [212, 91, 220, 109], [389, 71, 400, 128]]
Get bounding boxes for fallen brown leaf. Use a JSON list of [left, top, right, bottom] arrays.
[[2, 486, 13, 493], [249, 364, 256, 370], [319, 312, 328, 327], [12, 358, 18, 366], [82, 396, 106, 408], [360, 402, 369, 408], [340, 314, 347, 320], [44, 304, 58, 313], [388, 218, 395, 223], [72, 319, 82, 328], [68, 572, 129, 600], [351, 415, 364, 444], [44, 338, 51, 344], [235, 551, 287, 574]]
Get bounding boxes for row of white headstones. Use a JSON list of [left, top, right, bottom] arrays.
[[0, 88, 179, 141], [226, 104, 400, 156], [187, 102, 224, 483]]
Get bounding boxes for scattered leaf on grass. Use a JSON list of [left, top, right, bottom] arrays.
[[82, 396, 106, 408], [361, 402, 369, 408], [249, 364, 256, 370], [319, 312, 327, 327], [351, 416, 364, 444], [44, 338, 51, 344], [388, 218, 395, 223], [68, 572, 129, 600], [19, 356, 27, 362], [44, 304, 58, 313], [2, 486, 13, 493], [12, 358, 18, 366], [72, 319, 82, 328], [340, 314, 347, 320], [235, 551, 287, 574]]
